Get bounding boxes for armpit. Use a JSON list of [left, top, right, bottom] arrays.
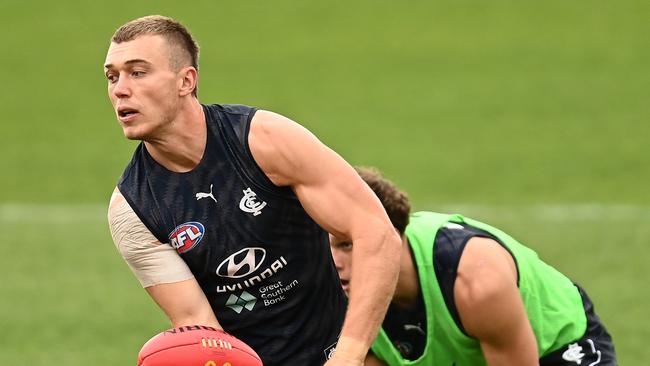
[[108, 189, 194, 288]]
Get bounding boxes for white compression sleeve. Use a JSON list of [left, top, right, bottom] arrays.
[[108, 188, 195, 288]]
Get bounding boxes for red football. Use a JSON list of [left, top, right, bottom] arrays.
[[138, 325, 262, 366]]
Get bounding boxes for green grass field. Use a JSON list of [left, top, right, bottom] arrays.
[[1, 0, 648, 364]]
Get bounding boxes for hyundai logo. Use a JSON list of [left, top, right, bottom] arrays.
[[216, 247, 266, 278]]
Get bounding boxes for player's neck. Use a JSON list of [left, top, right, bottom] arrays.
[[392, 236, 421, 308], [144, 98, 207, 172]]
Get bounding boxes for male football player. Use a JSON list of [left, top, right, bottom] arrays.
[[331, 167, 617, 365], [106, 16, 401, 366]]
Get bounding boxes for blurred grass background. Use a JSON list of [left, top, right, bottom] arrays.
[[0, 0, 647, 364]]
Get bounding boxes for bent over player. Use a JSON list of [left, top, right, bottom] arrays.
[[105, 16, 401, 366], [331, 168, 617, 366]]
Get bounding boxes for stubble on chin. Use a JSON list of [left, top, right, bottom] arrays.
[[121, 125, 148, 141]]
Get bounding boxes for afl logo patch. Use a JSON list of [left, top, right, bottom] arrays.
[[169, 222, 205, 254]]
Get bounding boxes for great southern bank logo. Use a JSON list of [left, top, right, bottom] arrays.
[[216, 247, 266, 278], [169, 222, 205, 254]]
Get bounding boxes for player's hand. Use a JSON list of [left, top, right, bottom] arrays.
[[325, 336, 367, 366]]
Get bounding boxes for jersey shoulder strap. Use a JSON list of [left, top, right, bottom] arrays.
[[205, 104, 294, 197]]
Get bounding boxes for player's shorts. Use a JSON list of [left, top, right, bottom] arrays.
[[540, 284, 617, 366]]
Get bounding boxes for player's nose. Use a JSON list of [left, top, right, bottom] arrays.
[[112, 74, 132, 98]]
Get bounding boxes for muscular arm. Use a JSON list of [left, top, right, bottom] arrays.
[[455, 237, 538, 366], [145, 280, 221, 329], [248, 111, 402, 364], [108, 188, 221, 329]]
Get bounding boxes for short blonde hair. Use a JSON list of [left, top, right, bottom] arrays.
[[112, 15, 200, 94]]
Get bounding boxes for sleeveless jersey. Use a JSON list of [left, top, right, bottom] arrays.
[[118, 104, 346, 365], [371, 211, 587, 365]]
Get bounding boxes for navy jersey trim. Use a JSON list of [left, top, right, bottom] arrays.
[[209, 105, 296, 200]]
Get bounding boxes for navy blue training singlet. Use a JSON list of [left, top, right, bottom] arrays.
[[118, 104, 346, 365]]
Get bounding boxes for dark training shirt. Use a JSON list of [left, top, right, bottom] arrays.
[[118, 104, 346, 365]]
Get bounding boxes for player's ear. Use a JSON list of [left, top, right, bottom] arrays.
[[178, 66, 198, 97]]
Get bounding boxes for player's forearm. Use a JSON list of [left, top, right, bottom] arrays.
[[146, 280, 223, 330], [167, 307, 221, 330], [336, 227, 401, 361]]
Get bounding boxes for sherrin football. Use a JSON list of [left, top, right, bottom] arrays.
[[138, 325, 262, 366]]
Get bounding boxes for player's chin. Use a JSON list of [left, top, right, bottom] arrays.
[[121, 125, 149, 141]]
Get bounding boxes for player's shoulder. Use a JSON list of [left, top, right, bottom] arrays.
[[250, 109, 294, 127], [107, 186, 162, 247], [107, 187, 143, 229], [108, 187, 126, 214], [108, 187, 135, 226], [455, 236, 518, 308], [249, 109, 314, 144]]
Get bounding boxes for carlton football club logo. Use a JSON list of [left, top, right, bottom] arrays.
[[239, 188, 266, 216], [169, 222, 205, 254]]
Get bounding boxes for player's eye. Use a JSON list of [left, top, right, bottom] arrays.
[[340, 242, 353, 251], [132, 70, 146, 77], [106, 73, 118, 84]]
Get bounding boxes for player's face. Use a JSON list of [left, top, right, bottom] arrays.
[[104, 35, 182, 140], [329, 234, 353, 295]]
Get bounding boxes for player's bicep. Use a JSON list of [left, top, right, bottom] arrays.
[[108, 188, 195, 287], [455, 237, 538, 365], [292, 153, 380, 238], [248, 111, 387, 239]]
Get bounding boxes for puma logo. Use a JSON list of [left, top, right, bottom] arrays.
[[404, 323, 425, 335], [196, 184, 217, 203]]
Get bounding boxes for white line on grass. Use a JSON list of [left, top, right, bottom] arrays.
[[0, 203, 107, 223], [1, 203, 650, 223]]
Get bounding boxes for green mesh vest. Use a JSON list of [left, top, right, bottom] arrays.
[[371, 211, 587, 365]]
